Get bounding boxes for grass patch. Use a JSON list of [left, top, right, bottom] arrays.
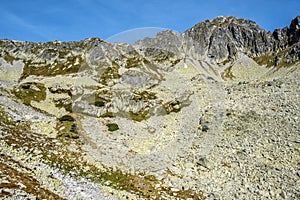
[[57, 115, 78, 139], [59, 115, 75, 122], [106, 123, 119, 132], [13, 82, 47, 105], [94, 101, 105, 107], [253, 42, 300, 68], [99, 63, 121, 85], [101, 112, 115, 118], [129, 110, 150, 122], [131, 90, 157, 102], [222, 66, 235, 80], [21, 55, 83, 79]]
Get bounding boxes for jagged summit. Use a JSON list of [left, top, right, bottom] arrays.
[[184, 16, 272, 62], [183, 15, 300, 65], [190, 16, 259, 29], [273, 16, 300, 47]]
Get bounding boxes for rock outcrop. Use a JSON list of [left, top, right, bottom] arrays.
[[184, 16, 274, 62], [0, 16, 299, 200]]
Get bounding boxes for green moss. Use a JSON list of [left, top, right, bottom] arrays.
[[83, 90, 111, 108], [59, 115, 75, 122], [1, 106, 205, 199], [94, 101, 105, 107], [106, 123, 119, 131], [0, 155, 64, 199], [101, 112, 115, 118], [0, 108, 17, 127], [89, 100, 106, 107]]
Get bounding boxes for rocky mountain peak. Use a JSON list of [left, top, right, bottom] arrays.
[[273, 16, 300, 47], [184, 16, 274, 63], [289, 16, 300, 32], [288, 16, 300, 45]]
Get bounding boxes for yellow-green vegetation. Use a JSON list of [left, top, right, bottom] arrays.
[[100, 112, 115, 118], [131, 90, 157, 101], [0, 107, 17, 127], [13, 82, 47, 105], [129, 110, 150, 121], [53, 98, 73, 112], [0, 40, 20, 63], [119, 90, 157, 121], [0, 40, 89, 81], [253, 54, 275, 67], [59, 115, 75, 122], [113, 110, 151, 122], [86, 95, 108, 107], [221, 58, 231, 65], [99, 63, 121, 85], [21, 55, 83, 79], [82, 89, 112, 108], [0, 106, 206, 199], [254, 42, 300, 68], [93, 100, 105, 107], [0, 154, 65, 199], [1, 52, 19, 64], [125, 57, 144, 68], [106, 123, 119, 132], [163, 100, 181, 114], [222, 66, 235, 79], [57, 115, 79, 139]]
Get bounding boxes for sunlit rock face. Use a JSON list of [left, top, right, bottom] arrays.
[[0, 16, 299, 200]]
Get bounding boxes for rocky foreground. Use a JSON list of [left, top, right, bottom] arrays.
[[0, 16, 299, 199]]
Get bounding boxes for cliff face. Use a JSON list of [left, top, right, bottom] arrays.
[[184, 16, 274, 62], [273, 16, 300, 47], [184, 16, 300, 66], [0, 16, 299, 200]]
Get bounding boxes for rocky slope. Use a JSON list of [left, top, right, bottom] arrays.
[[0, 16, 299, 199]]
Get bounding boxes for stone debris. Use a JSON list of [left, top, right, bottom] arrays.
[[0, 16, 299, 199]]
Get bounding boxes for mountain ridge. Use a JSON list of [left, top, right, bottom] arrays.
[[0, 16, 300, 199], [1, 15, 299, 77]]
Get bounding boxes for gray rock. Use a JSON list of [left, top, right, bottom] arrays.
[[184, 16, 274, 62]]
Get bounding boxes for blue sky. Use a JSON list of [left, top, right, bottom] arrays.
[[0, 0, 299, 42]]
